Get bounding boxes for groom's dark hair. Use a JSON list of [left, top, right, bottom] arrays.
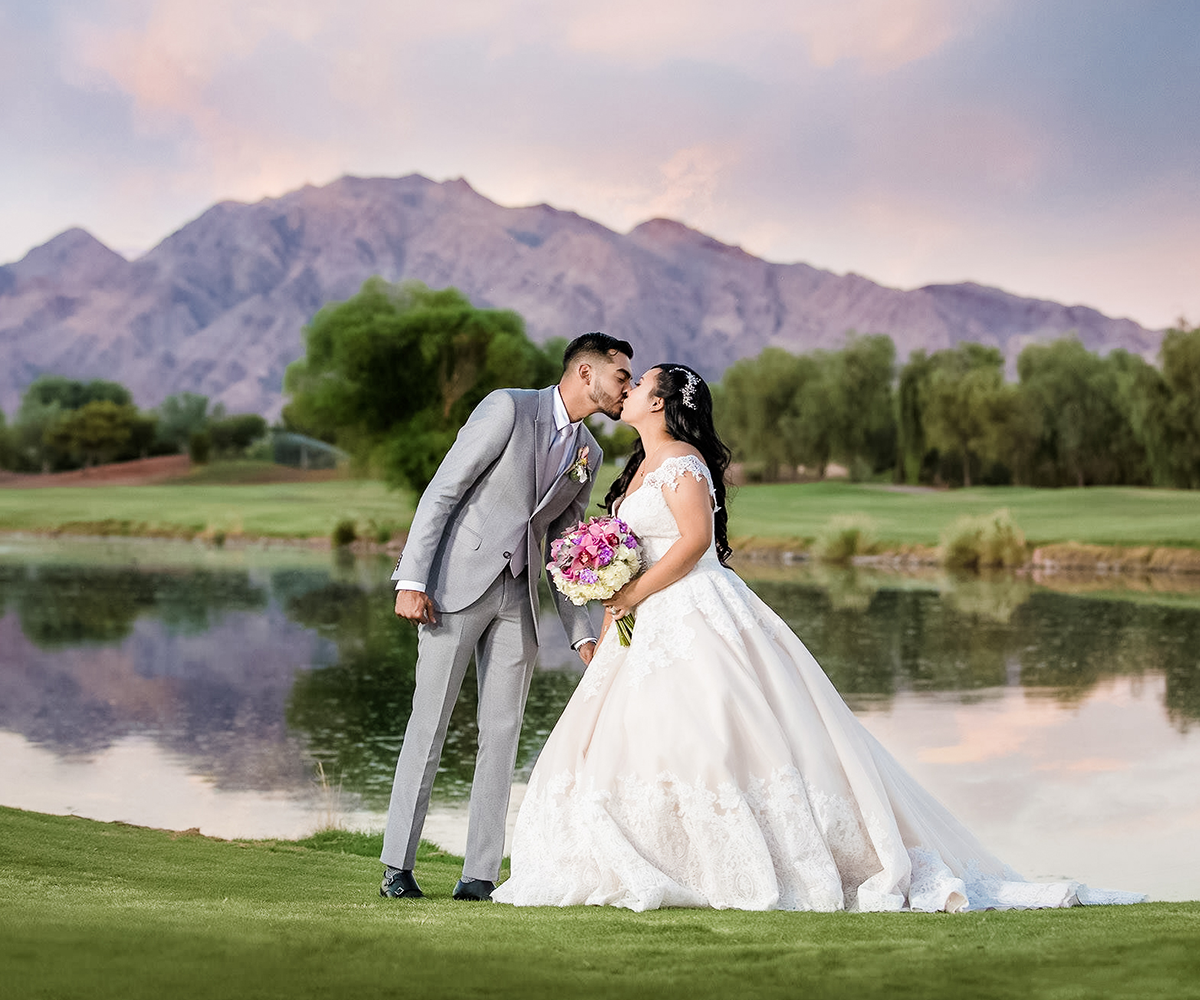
[[562, 332, 633, 373]]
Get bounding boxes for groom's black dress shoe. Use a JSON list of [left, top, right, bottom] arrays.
[[452, 878, 495, 901], [380, 867, 424, 899]]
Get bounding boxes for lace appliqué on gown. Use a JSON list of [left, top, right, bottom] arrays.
[[494, 457, 1147, 913], [500, 766, 848, 911]]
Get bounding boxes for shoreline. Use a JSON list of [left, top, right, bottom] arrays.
[[4, 527, 1200, 577], [733, 539, 1200, 576]]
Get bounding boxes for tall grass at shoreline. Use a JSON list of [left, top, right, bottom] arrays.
[[812, 515, 879, 563], [2, 807, 1196, 1000], [939, 509, 1027, 569]]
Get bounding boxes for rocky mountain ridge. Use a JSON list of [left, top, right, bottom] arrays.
[[0, 173, 1162, 418]]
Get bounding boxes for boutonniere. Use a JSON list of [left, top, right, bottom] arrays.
[[566, 446, 590, 483]]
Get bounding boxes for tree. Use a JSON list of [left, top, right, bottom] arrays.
[[19, 376, 132, 413], [155, 393, 210, 453], [209, 414, 268, 457], [784, 351, 842, 478], [0, 408, 12, 471], [1158, 323, 1200, 488], [717, 337, 895, 481], [1119, 323, 1200, 489], [6, 376, 172, 471], [716, 348, 810, 479], [896, 351, 933, 484], [44, 400, 138, 467], [17, 397, 66, 472], [985, 381, 1040, 486], [125, 412, 159, 460], [923, 344, 1006, 487], [1017, 337, 1148, 487], [834, 333, 896, 477], [284, 278, 558, 490], [13, 376, 138, 472], [189, 430, 212, 464], [1100, 349, 1155, 486]]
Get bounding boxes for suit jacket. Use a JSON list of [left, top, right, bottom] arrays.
[[391, 385, 601, 645]]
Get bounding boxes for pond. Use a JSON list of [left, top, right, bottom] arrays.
[[2, 536, 1198, 902]]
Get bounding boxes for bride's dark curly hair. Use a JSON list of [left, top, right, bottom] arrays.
[[605, 364, 734, 565]]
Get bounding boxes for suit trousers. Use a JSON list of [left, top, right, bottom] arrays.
[[380, 567, 538, 881]]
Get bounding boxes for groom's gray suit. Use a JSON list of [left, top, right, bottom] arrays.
[[381, 385, 601, 881]]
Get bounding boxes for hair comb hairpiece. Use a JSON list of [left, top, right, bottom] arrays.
[[676, 368, 700, 409]]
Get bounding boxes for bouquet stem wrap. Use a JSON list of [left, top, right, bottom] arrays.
[[614, 612, 636, 647]]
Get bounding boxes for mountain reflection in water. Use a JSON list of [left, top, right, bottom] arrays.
[[0, 543, 586, 812], [0, 557, 334, 793]]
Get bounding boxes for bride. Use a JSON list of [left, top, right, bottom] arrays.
[[492, 364, 1145, 912]]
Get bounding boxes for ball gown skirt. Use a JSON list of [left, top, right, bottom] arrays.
[[493, 456, 1146, 912]]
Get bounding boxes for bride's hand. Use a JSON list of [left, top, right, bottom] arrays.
[[605, 581, 640, 620]]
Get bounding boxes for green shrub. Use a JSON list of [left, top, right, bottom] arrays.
[[188, 430, 211, 464], [739, 461, 768, 484], [366, 519, 399, 545], [331, 518, 357, 547], [939, 508, 1026, 569], [848, 456, 875, 483], [812, 515, 878, 564]]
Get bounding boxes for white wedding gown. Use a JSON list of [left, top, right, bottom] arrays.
[[493, 456, 1146, 912]]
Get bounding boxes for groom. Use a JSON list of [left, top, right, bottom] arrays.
[[380, 332, 634, 901]]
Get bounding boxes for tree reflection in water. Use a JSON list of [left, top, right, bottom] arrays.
[[747, 572, 1200, 731], [284, 580, 582, 808], [284, 569, 1200, 811], [0, 563, 267, 649]]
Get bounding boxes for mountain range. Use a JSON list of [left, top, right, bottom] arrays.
[[0, 173, 1162, 419]]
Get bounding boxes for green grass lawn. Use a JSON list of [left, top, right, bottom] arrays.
[[0, 478, 411, 539], [1, 807, 1196, 1000], [728, 482, 1200, 549], [2, 464, 1200, 550]]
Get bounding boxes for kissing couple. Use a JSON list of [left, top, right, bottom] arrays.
[[380, 332, 1144, 912]]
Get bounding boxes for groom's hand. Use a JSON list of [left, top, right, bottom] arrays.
[[577, 640, 597, 666], [395, 589, 438, 626]]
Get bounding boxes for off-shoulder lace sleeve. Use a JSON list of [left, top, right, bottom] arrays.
[[643, 454, 717, 508]]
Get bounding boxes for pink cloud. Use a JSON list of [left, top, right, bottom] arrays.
[[1034, 758, 1128, 774], [917, 693, 1063, 765]]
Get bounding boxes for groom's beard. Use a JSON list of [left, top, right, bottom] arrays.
[[590, 386, 625, 420]]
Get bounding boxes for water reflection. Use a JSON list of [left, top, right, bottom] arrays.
[[855, 675, 1197, 900], [1, 539, 1199, 899], [0, 562, 268, 650], [0, 539, 584, 820], [748, 567, 1200, 731], [284, 578, 581, 806], [0, 557, 332, 797]]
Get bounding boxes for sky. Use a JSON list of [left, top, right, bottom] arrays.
[[3, 0, 1198, 330]]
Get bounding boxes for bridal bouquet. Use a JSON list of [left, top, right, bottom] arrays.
[[546, 516, 642, 646]]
